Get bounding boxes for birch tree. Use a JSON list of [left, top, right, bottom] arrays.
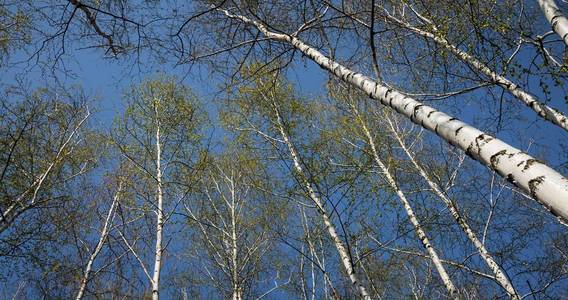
[[538, 0, 568, 48], [75, 178, 123, 300], [221, 68, 375, 298], [211, 5, 568, 226], [184, 150, 289, 299], [297, 205, 341, 300], [348, 102, 458, 296], [113, 77, 203, 299], [380, 111, 519, 299], [0, 86, 94, 237], [0, 85, 111, 298]]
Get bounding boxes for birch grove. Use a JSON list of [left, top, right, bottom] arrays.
[[2, 0, 568, 298], [218, 7, 568, 225]]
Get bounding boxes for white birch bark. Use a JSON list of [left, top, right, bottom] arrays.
[[229, 174, 243, 300], [152, 100, 164, 300], [538, 0, 568, 48], [381, 8, 568, 132], [271, 103, 372, 300], [353, 110, 458, 297], [218, 8, 568, 225], [75, 181, 123, 300], [384, 115, 520, 299]]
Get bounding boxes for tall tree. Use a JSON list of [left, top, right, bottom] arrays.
[[222, 68, 380, 298], [184, 150, 290, 299], [113, 77, 203, 299], [373, 2, 568, 131], [75, 177, 123, 300]]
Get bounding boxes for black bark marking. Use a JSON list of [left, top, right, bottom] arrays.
[[490, 150, 508, 169], [385, 89, 393, 105], [412, 104, 424, 122], [528, 176, 545, 198], [506, 173, 516, 184], [466, 134, 496, 159], [476, 133, 494, 143], [465, 144, 475, 158], [522, 159, 541, 171], [455, 126, 464, 136]]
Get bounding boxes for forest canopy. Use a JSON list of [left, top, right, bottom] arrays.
[[1, 0, 568, 299]]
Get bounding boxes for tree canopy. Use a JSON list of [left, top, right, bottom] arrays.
[[1, 1, 568, 299]]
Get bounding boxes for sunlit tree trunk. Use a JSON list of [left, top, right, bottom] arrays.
[[384, 114, 519, 299], [272, 102, 372, 300], [152, 100, 164, 300], [219, 8, 568, 224], [300, 206, 340, 300], [538, 0, 568, 48], [352, 108, 458, 297], [229, 175, 243, 300], [75, 181, 123, 300]]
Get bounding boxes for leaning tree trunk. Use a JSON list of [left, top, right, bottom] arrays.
[[76, 182, 122, 300], [381, 10, 568, 132], [538, 0, 568, 48], [272, 103, 372, 300], [152, 102, 164, 300], [353, 109, 458, 297], [219, 8, 568, 225], [384, 115, 520, 299]]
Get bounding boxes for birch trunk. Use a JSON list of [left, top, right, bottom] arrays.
[[538, 0, 568, 48], [300, 206, 341, 300], [353, 110, 458, 297], [230, 177, 243, 300], [152, 102, 164, 300], [384, 115, 520, 299], [219, 9, 568, 224], [75, 182, 122, 300], [272, 103, 371, 300], [381, 9, 568, 132]]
